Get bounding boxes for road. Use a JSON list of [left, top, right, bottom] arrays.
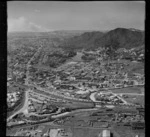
[[25, 45, 43, 85], [7, 90, 29, 122], [116, 93, 144, 96], [7, 107, 101, 130]]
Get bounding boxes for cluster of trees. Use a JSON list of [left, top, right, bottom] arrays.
[[47, 57, 66, 68], [44, 50, 77, 68], [104, 40, 120, 59]]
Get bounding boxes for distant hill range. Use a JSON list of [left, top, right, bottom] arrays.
[[8, 28, 144, 51], [8, 30, 91, 40], [60, 28, 144, 50]]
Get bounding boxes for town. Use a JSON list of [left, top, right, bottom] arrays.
[[7, 2, 145, 136], [7, 37, 144, 137]]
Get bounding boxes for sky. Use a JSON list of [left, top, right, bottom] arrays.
[[7, 1, 145, 32]]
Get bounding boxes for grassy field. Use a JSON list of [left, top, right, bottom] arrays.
[[63, 101, 95, 109], [123, 95, 144, 106], [113, 125, 145, 137], [7, 124, 103, 137], [127, 62, 144, 74], [111, 86, 144, 94], [107, 59, 144, 74], [49, 99, 95, 109]]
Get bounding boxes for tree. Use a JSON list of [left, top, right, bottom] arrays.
[[68, 51, 77, 57], [105, 40, 120, 59]]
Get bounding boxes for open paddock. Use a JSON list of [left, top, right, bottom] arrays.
[[111, 86, 144, 94], [123, 95, 144, 106]]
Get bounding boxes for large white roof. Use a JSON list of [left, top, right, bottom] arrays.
[[102, 130, 110, 137]]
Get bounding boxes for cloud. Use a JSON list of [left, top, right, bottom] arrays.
[[8, 17, 49, 32]]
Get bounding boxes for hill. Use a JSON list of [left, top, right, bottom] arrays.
[[60, 31, 105, 50], [7, 30, 86, 40], [8, 28, 145, 53], [61, 28, 144, 50], [95, 28, 144, 49]]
